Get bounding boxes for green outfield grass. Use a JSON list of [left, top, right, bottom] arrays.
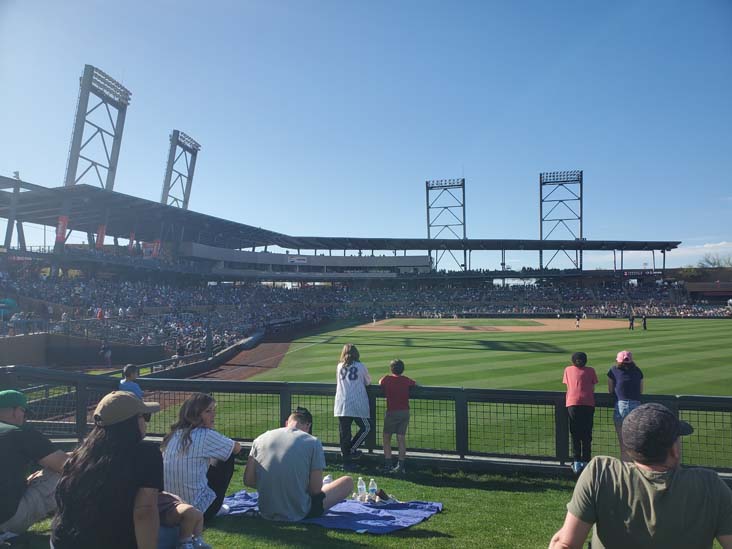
[[254, 318, 732, 396], [187, 318, 732, 468], [379, 318, 542, 327]]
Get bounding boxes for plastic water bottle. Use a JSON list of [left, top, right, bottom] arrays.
[[357, 477, 366, 501], [322, 474, 332, 485], [368, 478, 377, 499]]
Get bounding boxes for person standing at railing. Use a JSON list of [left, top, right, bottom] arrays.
[[334, 343, 371, 472], [562, 352, 598, 475], [549, 403, 732, 549], [0, 390, 68, 537], [119, 364, 144, 399], [608, 350, 644, 461], [379, 359, 416, 474]]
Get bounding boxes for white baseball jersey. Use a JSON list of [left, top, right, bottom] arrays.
[[334, 361, 371, 418], [163, 427, 235, 512]]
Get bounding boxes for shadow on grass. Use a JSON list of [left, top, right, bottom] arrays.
[[380, 469, 571, 494], [210, 518, 371, 547], [210, 515, 452, 545], [298, 336, 566, 354]]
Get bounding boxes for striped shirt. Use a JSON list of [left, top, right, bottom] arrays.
[[334, 361, 371, 418], [162, 427, 235, 512]]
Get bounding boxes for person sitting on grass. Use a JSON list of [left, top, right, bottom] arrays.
[[379, 359, 416, 474], [0, 390, 67, 537], [52, 391, 213, 549], [245, 407, 353, 521], [119, 363, 144, 399], [162, 393, 242, 521]]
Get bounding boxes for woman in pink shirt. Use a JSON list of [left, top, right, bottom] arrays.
[[562, 352, 598, 475]]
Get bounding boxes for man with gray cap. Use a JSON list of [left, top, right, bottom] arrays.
[[0, 389, 68, 535], [549, 402, 732, 549]]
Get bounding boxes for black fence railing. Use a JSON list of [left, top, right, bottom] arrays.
[[2, 365, 731, 472]]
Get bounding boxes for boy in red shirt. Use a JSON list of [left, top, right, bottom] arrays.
[[379, 359, 416, 474], [562, 351, 598, 475]]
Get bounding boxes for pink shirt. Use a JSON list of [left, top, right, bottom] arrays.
[[562, 365, 598, 407]]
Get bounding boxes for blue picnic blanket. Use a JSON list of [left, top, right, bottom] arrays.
[[223, 490, 443, 534]]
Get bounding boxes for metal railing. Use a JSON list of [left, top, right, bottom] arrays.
[[2, 365, 731, 471]]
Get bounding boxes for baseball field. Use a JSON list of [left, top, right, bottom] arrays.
[[249, 317, 732, 396]]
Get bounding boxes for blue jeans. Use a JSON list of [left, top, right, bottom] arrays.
[[614, 399, 641, 424]]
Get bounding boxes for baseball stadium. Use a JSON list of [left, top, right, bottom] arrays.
[[3, 8, 732, 548]]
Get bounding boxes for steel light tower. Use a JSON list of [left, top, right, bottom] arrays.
[[539, 170, 583, 269], [160, 130, 201, 210], [426, 178, 467, 271]]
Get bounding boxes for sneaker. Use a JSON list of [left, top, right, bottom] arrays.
[[571, 461, 581, 474], [192, 535, 213, 549], [350, 450, 363, 460], [381, 462, 394, 474], [215, 503, 231, 517], [391, 462, 406, 474]]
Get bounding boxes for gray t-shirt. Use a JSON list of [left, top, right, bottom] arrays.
[[250, 427, 327, 521], [568, 456, 732, 548]]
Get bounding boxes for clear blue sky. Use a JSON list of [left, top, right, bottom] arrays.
[[1, 0, 731, 269]]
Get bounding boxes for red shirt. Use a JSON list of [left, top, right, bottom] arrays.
[[562, 365, 598, 407], [380, 374, 416, 411]]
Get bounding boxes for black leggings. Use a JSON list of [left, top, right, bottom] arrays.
[[203, 453, 236, 521], [338, 416, 370, 461], [567, 406, 595, 462]]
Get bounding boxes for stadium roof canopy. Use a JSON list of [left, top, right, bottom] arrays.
[[0, 178, 681, 252]]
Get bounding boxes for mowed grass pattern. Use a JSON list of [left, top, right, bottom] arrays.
[[255, 318, 732, 395], [249, 319, 732, 466]]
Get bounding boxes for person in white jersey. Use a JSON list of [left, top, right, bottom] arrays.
[[333, 343, 371, 470]]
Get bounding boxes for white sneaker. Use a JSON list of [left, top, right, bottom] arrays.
[[215, 503, 231, 517]]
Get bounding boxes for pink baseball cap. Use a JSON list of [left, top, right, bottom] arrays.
[[616, 350, 633, 363]]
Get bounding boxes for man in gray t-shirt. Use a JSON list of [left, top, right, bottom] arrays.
[[245, 408, 353, 522]]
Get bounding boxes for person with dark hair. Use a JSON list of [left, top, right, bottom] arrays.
[[549, 403, 732, 548], [628, 313, 635, 330], [379, 359, 416, 474], [52, 392, 161, 548], [119, 364, 143, 399], [162, 393, 242, 521], [562, 352, 598, 475], [245, 408, 353, 522], [333, 343, 371, 471], [0, 390, 67, 536], [608, 350, 644, 461]]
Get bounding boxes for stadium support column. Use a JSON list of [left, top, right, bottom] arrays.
[[3, 179, 20, 249], [160, 130, 201, 210]]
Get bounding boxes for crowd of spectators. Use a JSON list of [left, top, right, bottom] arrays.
[[1, 263, 730, 343]]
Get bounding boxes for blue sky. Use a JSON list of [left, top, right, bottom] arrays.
[[1, 0, 731, 269]]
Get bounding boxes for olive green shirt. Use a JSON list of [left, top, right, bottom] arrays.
[[568, 456, 732, 549]]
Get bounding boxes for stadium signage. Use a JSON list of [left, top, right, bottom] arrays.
[[623, 270, 662, 277], [288, 256, 308, 264]]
